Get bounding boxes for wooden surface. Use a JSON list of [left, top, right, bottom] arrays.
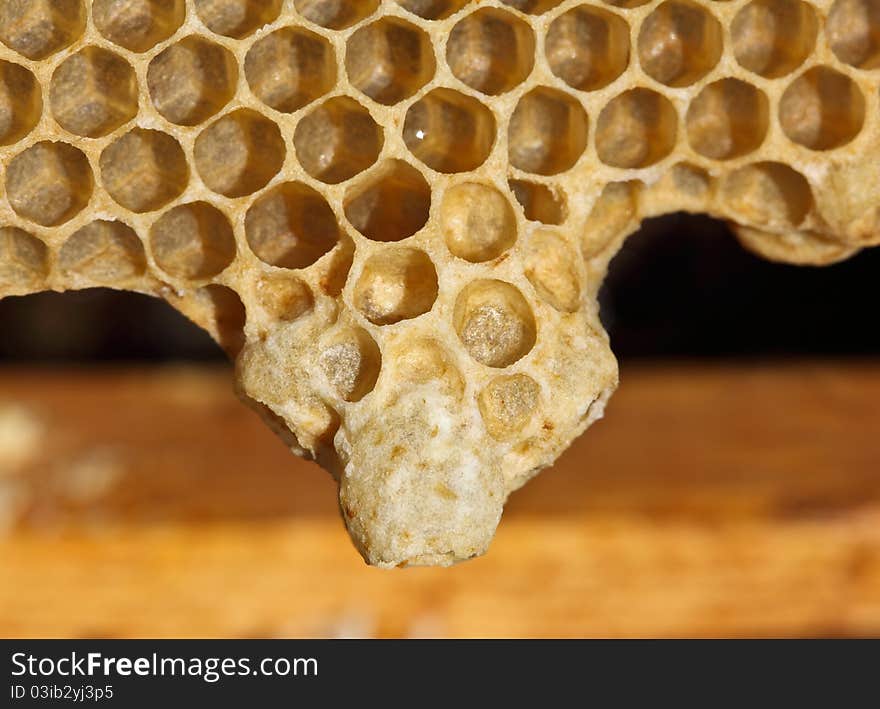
[[0, 362, 879, 638]]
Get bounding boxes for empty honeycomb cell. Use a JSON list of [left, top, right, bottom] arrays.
[[58, 220, 146, 283], [245, 182, 341, 270], [0, 0, 86, 60], [686, 78, 769, 160], [0, 227, 49, 289], [344, 160, 431, 242], [294, 97, 383, 185], [393, 338, 464, 396], [396, 0, 468, 20], [0, 61, 41, 147], [5, 141, 93, 227], [353, 247, 438, 325], [49, 46, 139, 139], [638, 0, 723, 87], [508, 87, 589, 176], [149, 201, 236, 279], [194, 109, 286, 198], [403, 88, 496, 174], [345, 17, 436, 106], [545, 5, 630, 93], [295, 0, 379, 29], [147, 36, 238, 126], [440, 182, 517, 262], [595, 88, 677, 169], [478, 373, 540, 441], [100, 128, 189, 214], [244, 27, 336, 114], [446, 8, 535, 96], [721, 162, 813, 228], [453, 279, 537, 368], [779, 67, 865, 150], [828, 0, 880, 69], [195, 0, 281, 38], [257, 274, 314, 321], [500, 0, 564, 13], [523, 228, 581, 312], [320, 327, 382, 402], [731, 0, 818, 79], [92, 0, 186, 53], [508, 180, 566, 225]]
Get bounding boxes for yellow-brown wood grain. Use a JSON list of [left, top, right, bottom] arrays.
[[1, 362, 879, 637]]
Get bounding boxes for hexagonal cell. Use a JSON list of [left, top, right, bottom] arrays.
[[396, 0, 468, 20], [149, 201, 236, 279], [344, 160, 431, 242], [194, 109, 286, 199], [147, 36, 238, 126], [295, 0, 379, 29], [0, 61, 41, 147], [346, 17, 436, 106], [245, 182, 341, 270], [731, 0, 818, 79], [779, 67, 865, 151], [446, 8, 535, 96], [353, 247, 438, 325], [523, 228, 581, 313], [5, 142, 93, 227], [100, 129, 189, 214], [403, 88, 496, 174], [595, 88, 678, 169], [195, 0, 281, 38], [686, 79, 769, 160], [721, 162, 813, 228], [440, 182, 517, 262], [500, 0, 564, 13], [828, 0, 880, 69], [509, 180, 566, 225], [508, 87, 589, 176], [49, 47, 138, 139], [320, 327, 382, 402], [393, 337, 464, 396], [478, 373, 540, 441], [58, 220, 147, 283], [244, 27, 336, 114], [454, 279, 537, 368], [0, 228, 49, 290], [545, 6, 630, 93], [0, 0, 86, 60], [257, 274, 314, 321], [294, 97, 383, 185], [638, 0, 723, 87], [92, 0, 186, 53]]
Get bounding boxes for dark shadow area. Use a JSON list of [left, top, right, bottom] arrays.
[[0, 289, 223, 362], [600, 213, 880, 359]]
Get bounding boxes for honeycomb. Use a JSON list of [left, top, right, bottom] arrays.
[[1, 0, 879, 566]]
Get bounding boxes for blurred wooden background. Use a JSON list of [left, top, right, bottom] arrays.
[[1, 363, 879, 638]]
